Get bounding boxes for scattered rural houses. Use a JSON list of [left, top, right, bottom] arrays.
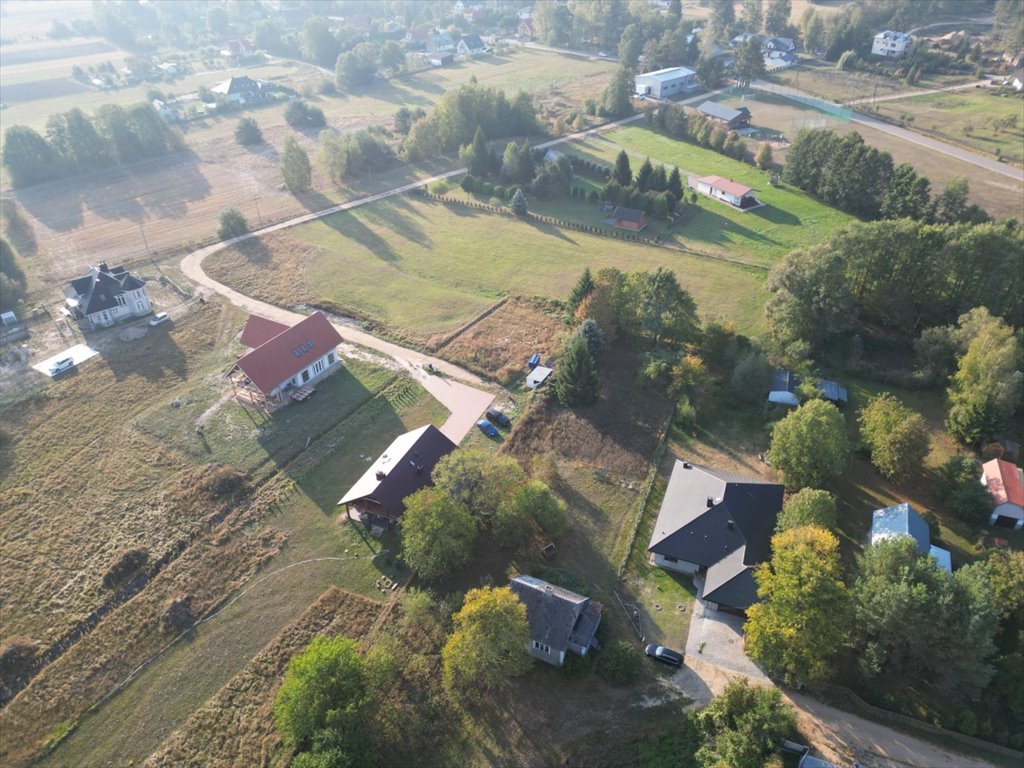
[[648, 461, 784, 613], [633, 66, 698, 98], [763, 36, 796, 53], [764, 50, 799, 72], [695, 101, 751, 130], [337, 424, 457, 528], [152, 99, 180, 121], [1005, 68, 1024, 92], [870, 502, 952, 572], [871, 30, 913, 58], [693, 175, 762, 211], [456, 34, 486, 56], [509, 575, 603, 667], [63, 262, 152, 329], [981, 458, 1024, 529], [609, 205, 649, 231], [220, 39, 259, 61], [405, 27, 430, 47], [517, 18, 535, 39], [429, 32, 455, 53], [227, 311, 343, 410], [211, 75, 269, 104]]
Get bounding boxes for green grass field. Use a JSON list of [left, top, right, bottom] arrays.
[[870, 88, 1024, 164], [567, 126, 854, 264], [215, 194, 772, 337]]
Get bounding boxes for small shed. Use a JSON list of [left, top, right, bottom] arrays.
[[610, 206, 649, 231], [818, 378, 848, 404], [429, 53, 454, 67], [528, 353, 541, 369], [768, 368, 800, 406], [527, 365, 553, 389]]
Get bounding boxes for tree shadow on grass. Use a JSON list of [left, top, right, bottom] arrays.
[[749, 204, 800, 226], [296, 190, 400, 261], [235, 237, 272, 265], [679, 207, 781, 250], [358, 198, 429, 247], [522, 215, 579, 245]]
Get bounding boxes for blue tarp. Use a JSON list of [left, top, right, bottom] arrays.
[[528, 353, 541, 369]]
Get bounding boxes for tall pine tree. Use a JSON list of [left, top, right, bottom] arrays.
[[555, 335, 599, 407], [568, 267, 595, 313], [613, 150, 632, 187]]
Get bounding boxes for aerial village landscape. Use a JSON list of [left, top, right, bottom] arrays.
[[0, 0, 1021, 766]]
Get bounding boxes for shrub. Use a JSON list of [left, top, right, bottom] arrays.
[[493, 184, 506, 199], [597, 639, 641, 685], [217, 207, 249, 240], [102, 547, 149, 588], [428, 179, 451, 195], [234, 117, 263, 145], [284, 100, 326, 129], [460, 174, 477, 193], [161, 593, 195, 633], [676, 395, 697, 429]]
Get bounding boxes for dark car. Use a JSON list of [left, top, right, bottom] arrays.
[[476, 419, 499, 437], [485, 408, 511, 428], [645, 643, 684, 667]]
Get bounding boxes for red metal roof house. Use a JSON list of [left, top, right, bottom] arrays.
[[228, 312, 343, 410], [982, 458, 1024, 529], [693, 175, 763, 211]]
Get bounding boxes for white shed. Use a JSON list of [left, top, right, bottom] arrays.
[[526, 365, 553, 389]]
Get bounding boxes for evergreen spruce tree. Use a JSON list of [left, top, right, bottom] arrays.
[[613, 150, 632, 187], [555, 335, 599, 407], [667, 167, 684, 201], [469, 125, 490, 177], [634, 158, 654, 192], [567, 267, 595, 313], [511, 187, 528, 216]]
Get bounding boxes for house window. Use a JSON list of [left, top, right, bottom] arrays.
[[116, 295, 126, 307], [328, 352, 335, 365], [664, 555, 679, 563], [312, 359, 324, 375], [532, 640, 551, 654], [302, 369, 310, 383]]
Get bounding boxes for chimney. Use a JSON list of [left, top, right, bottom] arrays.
[[727, 520, 735, 529], [682, 461, 692, 469], [98, 261, 109, 273], [375, 470, 386, 480], [706, 496, 715, 507]]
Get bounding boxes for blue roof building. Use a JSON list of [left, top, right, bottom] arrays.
[[928, 544, 952, 573], [870, 502, 929, 556]]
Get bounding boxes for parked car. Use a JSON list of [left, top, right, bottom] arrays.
[[149, 312, 170, 326], [485, 408, 511, 428], [645, 643, 683, 667], [49, 357, 75, 376], [476, 419, 499, 437]]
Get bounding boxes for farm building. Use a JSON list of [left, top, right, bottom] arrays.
[[429, 53, 454, 67], [634, 66, 698, 98], [227, 312, 343, 410], [610, 206, 649, 231], [337, 424, 456, 528], [871, 30, 913, 58], [693, 175, 762, 210], [870, 502, 952, 572], [509, 575, 602, 667], [695, 101, 751, 129], [429, 33, 455, 52], [648, 461, 783, 613], [981, 458, 1024, 529], [768, 369, 847, 405], [64, 262, 152, 329]]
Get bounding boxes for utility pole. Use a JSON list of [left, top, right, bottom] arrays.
[[254, 198, 263, 225]]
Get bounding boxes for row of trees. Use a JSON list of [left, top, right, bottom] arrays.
[[334, 39, 406, 90], [783, 128, 990, 222], [2, 104, 175, 187], [403, 83, 539, 161], [319, 127, 397, 184]]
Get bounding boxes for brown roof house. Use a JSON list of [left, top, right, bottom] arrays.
[[227, 312, 343, 410], [337, 425, 456, 528], [610, 206, 649, 231], [509, 575, 602, 666], [648, 461, 783, 613]]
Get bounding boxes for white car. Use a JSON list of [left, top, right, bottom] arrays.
[[149, 312, 170, 326], [49, 357, 75, 376]]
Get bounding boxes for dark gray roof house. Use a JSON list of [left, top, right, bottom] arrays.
[[64, 262, 152, 328], [648, 461, 783, 612], [509, 575, 602, 666], [337, 425, 456, 527], [696, 101, 751, 129]]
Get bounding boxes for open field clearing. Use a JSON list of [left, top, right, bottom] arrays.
[[0, 2, 94, 41], [570, 127, 854, 264], [142, 587, 382, 768], [774, 58, 974, 105], [206, 196, 771, 343], [870, 88, 1024, 164], [28, 377, 446, 768], [706, 90, 1024, 219]]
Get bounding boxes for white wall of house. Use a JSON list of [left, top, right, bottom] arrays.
[[271, 349, 340, 396], [652, 552, 700, 574], [527, 639, 566, 666], [988, 502, 1024, 529], [872, 33, 911, 58], [85, 286, 152, 327], [696, 181, 743, 207]]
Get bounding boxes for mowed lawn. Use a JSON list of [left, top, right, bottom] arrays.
[[871, 88, 1024, 164], [226, 195, 772, 336], [571, 126, 854, 264]]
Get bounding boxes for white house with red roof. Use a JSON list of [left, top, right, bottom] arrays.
[[692, 175, 764, 211], [228, 312, 343, 409], [981, 458, 1024, 529]]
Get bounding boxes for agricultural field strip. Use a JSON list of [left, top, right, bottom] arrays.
[[751, 79, 1024, 181]]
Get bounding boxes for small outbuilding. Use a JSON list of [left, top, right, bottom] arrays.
[[981, 458, 1024, 529], [526, 365, 553, 389], [768, 368, 800, 406], [610, 206, 649, 231], [870, 502, 929, 556], [695, 101, 751, 129], [634, 66, 698, 98]]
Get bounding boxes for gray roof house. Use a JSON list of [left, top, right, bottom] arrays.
[[870, 502, 951, 572], [64, 262, 152, 329], [648, 461, 783, 612], [509, 575, 602, 666], [695, 101, 751, 129]]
